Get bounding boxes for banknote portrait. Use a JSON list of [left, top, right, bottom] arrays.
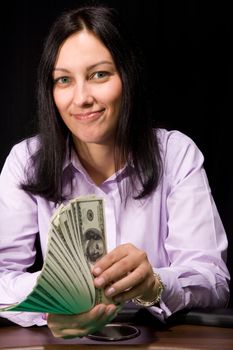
[[84, 228, 106, 263]]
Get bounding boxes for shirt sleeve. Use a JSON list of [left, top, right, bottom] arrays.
[[150, 130, 230, 320], [0, 141, 46, 326]]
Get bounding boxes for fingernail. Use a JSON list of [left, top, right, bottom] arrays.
[[106, 307, 116, 316], [95, 277, 105, 287], [105, 287, 115, 297], [98, 305, 106, 316], [93, 267, 102, 275]]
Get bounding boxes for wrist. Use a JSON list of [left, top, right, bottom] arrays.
[[132, 272, 165, 307]]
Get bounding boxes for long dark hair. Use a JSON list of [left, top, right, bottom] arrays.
[[22, 4, 162, 203]]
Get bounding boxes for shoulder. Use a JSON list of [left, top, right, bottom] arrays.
[[156, 128, 198, 150], [156, 128, 203, 159], [8, 136, 39, 159], [155, 128, 204, 180], [1, 136, 40, 180]]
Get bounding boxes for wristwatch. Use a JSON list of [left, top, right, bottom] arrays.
[[132, 272, 165, 307]]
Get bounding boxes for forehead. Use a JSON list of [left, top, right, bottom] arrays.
[[55, 30, 114, 67]]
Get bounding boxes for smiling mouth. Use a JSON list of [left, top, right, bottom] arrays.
[[72, 109, 105, 121]]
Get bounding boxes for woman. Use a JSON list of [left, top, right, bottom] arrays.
[[0, 4, 230, 338]]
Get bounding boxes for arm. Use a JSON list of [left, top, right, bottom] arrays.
[[155, 131, 230, 317], [92, 131, 230, 320], [0, 141, 46, 326]]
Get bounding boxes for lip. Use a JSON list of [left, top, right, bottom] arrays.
[[71, 109, 105, 121]]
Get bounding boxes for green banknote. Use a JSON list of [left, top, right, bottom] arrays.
[[1, 196, 112, 314]]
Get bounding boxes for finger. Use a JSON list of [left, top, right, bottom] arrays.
[[76, 304, 107, 327], [113, 279, 151, 303], [84, 304, 117, 326], [98, 259, 149, 294], [105, 265, 149, 297], [61, 305, 118, 338], [48, 304, 107, 330], [53, 328, 87, 339], [48, 304, 113, 339], [94, 256, 136, 288], [92, 244, 130, 276], [94, 246, 146, 288]]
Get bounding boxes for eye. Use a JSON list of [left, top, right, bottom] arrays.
[[53, 76, 71, 85], [91, 71, 109, 80]]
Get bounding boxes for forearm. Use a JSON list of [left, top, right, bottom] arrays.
[[0, 271, 46, 327], [149, 265, 230, 320]]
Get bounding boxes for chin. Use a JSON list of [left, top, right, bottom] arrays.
[[79, 134, 111, 145]]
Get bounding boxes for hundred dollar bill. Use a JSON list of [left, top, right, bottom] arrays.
[[0, 195, 112, 314], [71, 197, 111, 305]]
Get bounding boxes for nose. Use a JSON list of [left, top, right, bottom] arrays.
[[72, 81, 94, 107]]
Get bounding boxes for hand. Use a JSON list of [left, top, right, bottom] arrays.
[[93, 243, 157, 304], [47, 303, 118, 338]]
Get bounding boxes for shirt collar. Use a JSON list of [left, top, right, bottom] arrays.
[[62, 139, 85, 173], [62, 137, 133, 182]]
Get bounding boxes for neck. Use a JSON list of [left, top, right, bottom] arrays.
[[73, 140, 118, 185]]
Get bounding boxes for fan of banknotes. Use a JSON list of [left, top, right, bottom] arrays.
[[1, 195, 112, 314]]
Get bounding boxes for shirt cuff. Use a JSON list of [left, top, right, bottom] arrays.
[[150, 267, 185, 319], [0, 311, 47, 327]]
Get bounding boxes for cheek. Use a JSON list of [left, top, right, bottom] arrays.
[[101, 80, 122, 109], [113, 79, 122, 107], [53, 89, 72, 111]]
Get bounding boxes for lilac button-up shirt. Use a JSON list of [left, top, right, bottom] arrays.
[[0, 129, 230, 327]]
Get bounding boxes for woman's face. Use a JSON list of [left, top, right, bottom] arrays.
[[53, 30, 122, 148]]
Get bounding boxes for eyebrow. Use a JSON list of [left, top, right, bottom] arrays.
[[53, 60, 114, 73]]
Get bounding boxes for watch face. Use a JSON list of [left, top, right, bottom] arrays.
[[87, 323, 140, 341]]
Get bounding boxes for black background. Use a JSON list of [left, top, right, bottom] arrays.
[[0, 0, 232, 305]]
